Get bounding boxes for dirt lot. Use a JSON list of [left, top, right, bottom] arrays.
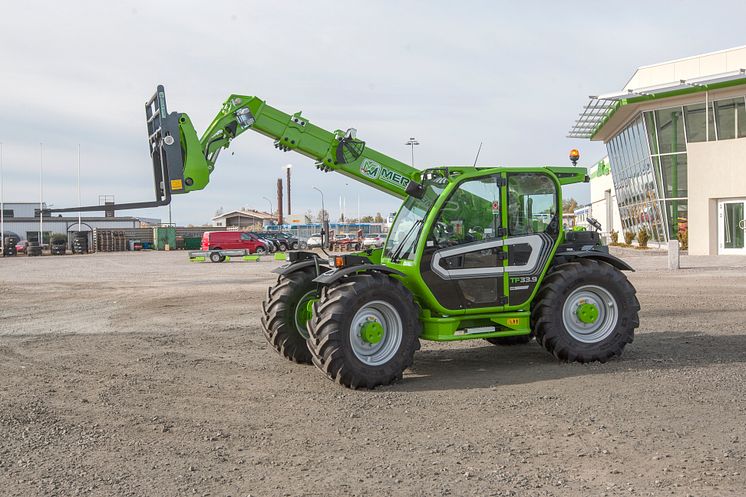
[[1, 249, 745, 497]]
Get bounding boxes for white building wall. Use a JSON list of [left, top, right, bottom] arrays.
[[687, 138, 746, 255]]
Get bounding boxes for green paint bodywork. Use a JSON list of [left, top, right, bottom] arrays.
[[576, 303, 599, 324], [167, 92, 590, 343], [360, 320, 384, 345]]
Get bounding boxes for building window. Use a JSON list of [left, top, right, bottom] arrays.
[[1, 209, 13, 218], [683, 102, 716, 143], [654, 107, 686, 154]]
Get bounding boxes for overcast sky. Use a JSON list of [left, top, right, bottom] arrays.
[[2, 1, 746, 225]]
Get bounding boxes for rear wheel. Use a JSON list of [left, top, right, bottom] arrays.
[[209, 251, 224, 263], [291, 241, 300, 250], [532, 259, 639, 362], [307, 272, 421, 389], [261, 267, 323, 364]]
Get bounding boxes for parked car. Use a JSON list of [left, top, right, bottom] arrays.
[[362, 233, 385, 248], [50, 239, 67, 255], [306, 233, 323, 248], [15, 240, 29, 253], [200, 231, 268, 254], [247, 232, 279, 252], [259, 232, 300, 251], [334, 233, 361, 251]]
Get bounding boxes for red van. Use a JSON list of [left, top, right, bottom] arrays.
[[201, 231, 268, 254]]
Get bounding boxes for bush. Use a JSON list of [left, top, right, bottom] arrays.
[[623, 231, 635, 246], [50, 233, 67, 244], [610, 230, 619, 245], [637, 228, 650, 249], [678, 229, 688, 251]]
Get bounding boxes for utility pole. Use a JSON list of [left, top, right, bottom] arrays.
[[405, 137, 420, 167]]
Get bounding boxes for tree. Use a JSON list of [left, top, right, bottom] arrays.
[[360, 215, 374, 223], [304, 210, 313, 224], [316, 209, 330, 223], [374, 212, 384, 223], [562, 198, 578, 214]]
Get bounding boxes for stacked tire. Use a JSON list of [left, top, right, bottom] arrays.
[[3, 237, 17, 256], [72, 233, 88, 254]]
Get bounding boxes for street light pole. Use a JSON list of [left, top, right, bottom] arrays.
[[405, 137, 419, 167], [313, 186, 326, 248], [262, 196, 273, 215]]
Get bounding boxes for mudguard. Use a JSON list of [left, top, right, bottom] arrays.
[[557, 250, 634, 271], [312, 265, 405, 285], [273, 259, 329, 276]]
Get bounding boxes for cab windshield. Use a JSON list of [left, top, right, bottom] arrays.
[[384, 178, 446, 260]]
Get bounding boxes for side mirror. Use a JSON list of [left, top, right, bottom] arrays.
[[405, 180, 425, 199]]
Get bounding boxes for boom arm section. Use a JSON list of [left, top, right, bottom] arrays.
[[167, 85, 419, 199]]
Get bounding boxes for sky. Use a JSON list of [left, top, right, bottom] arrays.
[[2, 0, 746, 225]]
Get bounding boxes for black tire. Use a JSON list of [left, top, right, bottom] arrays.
[[278, 242, 288, 252], [532, 259, 639, 363], [209, 251, 224, 263], [307, 272, 421, 389], [261, 267, 323, 364], [255, 246, 266, 255], [291, 242, 300, 250], [484, 334, 533, 346]]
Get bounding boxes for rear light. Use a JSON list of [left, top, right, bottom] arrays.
[[334, 256, 345, 268]]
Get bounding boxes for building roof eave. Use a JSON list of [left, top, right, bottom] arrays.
[[569, 71, 746, 141]]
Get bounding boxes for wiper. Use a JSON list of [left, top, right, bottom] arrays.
[[390, 219, 423, 263]]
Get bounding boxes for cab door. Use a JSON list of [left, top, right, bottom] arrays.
[[504, 172, 560, 306], [419, 173, 508, 310]]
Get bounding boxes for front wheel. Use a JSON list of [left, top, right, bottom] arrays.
[[532, 259, 640, 363], [255, 246, 266, 255], [261, 267, 322, 364], [307, 272, 421, 389]]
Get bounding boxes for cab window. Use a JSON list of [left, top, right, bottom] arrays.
[[507, 173, 558, 235], [431, 175, 502, 248]]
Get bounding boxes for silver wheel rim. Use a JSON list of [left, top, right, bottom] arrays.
[[561, 284, 618, 343], [349, 300, 403, 366], [294, 290, 316, 339]]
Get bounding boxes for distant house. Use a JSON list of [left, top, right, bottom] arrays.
[[211, 209, 275, 230]]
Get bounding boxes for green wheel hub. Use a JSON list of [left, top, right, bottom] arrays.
[[294, 291, 316, 339], [359, 318, 384, 345], [576, 302, 600, 324]]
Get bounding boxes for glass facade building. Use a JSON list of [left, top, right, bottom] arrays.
[[605, 94, 746, 241]]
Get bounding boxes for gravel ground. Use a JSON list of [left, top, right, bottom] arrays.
[[1, 249, 745, 497]]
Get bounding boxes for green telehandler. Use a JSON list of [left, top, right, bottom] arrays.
[[50, 85, 640, 389]]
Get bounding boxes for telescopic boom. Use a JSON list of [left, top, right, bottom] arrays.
[[48, 85, 420, 214]]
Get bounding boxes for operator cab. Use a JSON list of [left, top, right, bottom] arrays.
[[386, 168, 561, 312]]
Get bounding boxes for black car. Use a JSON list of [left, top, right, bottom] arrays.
[[258, 232, 299, 251], [51, 239, 67, 255]]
